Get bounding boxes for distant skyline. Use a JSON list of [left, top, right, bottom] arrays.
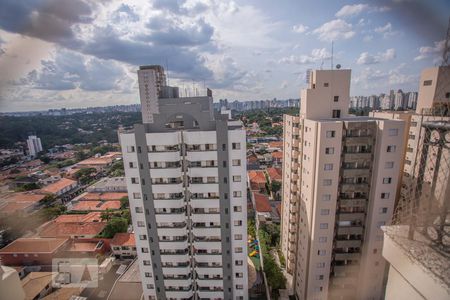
[[0, 0, 448, 112]]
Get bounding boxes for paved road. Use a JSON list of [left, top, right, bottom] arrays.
[[80, 264, 121, 300]]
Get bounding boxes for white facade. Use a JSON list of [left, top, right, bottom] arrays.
[[281, 69, 405, 300], [27, 135, 43, 157], [121, 65, 248, 300]]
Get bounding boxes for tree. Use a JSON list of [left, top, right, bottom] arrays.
[[101, 217, 128, 238], [39, 155, 51, 164], [100, 209, 113, 222], [271, 181, 281, 194], [18, 182, 40, 191], [120, 196, 129, 209], [40, 205, 66, 220], [42, 194, 56, 205]]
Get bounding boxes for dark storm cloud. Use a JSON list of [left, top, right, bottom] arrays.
[[20, 50, 126, 91], [0, 0, 93, 43], [80, 26, 213, 80], [374, 0, 448, 43], [145, 16, 214, 46]]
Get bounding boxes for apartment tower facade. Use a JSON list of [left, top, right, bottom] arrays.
[[27, 135, 43, 157], [120, 66, 248, 300], [281, 69, 405, 300]]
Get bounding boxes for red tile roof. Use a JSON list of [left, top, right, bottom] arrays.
[[0, 202, 35, 215], [266, 167, 282, 182], [39, 222, 106, 238], [3, 192, 46, 203], [71, 200, 121, 211], [0, 238, 68, 253], [111, 233, 135, 247], [81, 192, 128, 201], [40, 178, 77, 194], [269, 141, 283, 149], [54, 212, 103, 223], [253, 193, 272, 213], [248, 170, 267, 184], [271, 151, 283, 159]]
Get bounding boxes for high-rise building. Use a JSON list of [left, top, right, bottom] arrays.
[[26, 135, 42, 157], [120, 65, 248, 300], [393, 89, 405, 110], [370, 66, 450, 300], [281, 69, 405, 300]]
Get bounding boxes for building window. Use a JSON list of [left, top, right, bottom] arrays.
[[332, 109, 341, 118], [319, 223, 328, 229], [326, 131, 336, 138], [139, 235, 147, 240], [314, 287, 324, 292], [319, 237, 327, 243], [233, 176, 242, 182], [234, 234, 243, 240], [234, 220, 243, 226], [409, 134, 416, 140], [233, 191, 242, 197], [322, 194, 331, 201], [235, 247, 243, 253], [235, 260, 244, 266], [131, 177, 139, 184], [232, 143, 241, 150], [387, 145, 396, 152], [379, 207, 388, 214], [133, 192, 141, 199], [137, 221, 145, 227], [236, 284, 244, 290], [381, 192, 390, 199], [324, 83, 329, 87], [143, 260, 151, 265], [388, 128, 399, 136], [325, 147, 334, 154], [234, 206, 242, 212], [324, 164, 333, 171], [232, 159, 241, 166], [141, 247, 149, 253], [146, 284, 154, 289], [320, 209, 330, 215], [127, 146, 135, 153], [385, 161, 394, 169], [316, 275, 324, 280], [323, 179, 332, 186], [145, 272, 152, 277], [235, 272, 244, 278], [316, 262, 325, 268], [135, 207, 143, 213], [383, 177, 392, 184], [318, 250, 326, 256], [333, 96, 339, 102], [423, 80, 432, 86]]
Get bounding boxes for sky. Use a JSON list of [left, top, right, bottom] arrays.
[[0, 0, 448, 112]]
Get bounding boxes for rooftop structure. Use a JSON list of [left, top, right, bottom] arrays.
[[85, 177, 127, 193]]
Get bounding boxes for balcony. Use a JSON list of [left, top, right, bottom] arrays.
[[195, 251, 222, 256], [340, 183, 369, 193], [162, 262, 190, 268], [338, 198, 366, 208], [190, 194, 220, 200], [343, 136, 374, 145], [341, 168, 370, 177], [157, 222, 187, 229], [333, 264, 360, 276], [335, 239, 362, 248], [337, 226, 363, 235], [334, 252, 361, 261], [194, 236, 221, 242], [192, 209, 220, 215], [195, 262, 223, 268], [160, 249, 189, 255]]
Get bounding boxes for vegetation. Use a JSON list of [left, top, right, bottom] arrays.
[[108, 160, 125, 177], [248, 218, 256, 239], [120, 196, 129, 209], [259, 223, 286, 297], [74, 167, 97, 185], [100, 217, 128, 238], [15, 182, 40, 192], [39, 204, 67, 220], [0, 112, 140, 149]]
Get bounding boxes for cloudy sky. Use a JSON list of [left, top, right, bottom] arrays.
[[0, 0, 448, 112]]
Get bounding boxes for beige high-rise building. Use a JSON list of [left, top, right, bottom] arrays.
[[281, 69, 405, 300]]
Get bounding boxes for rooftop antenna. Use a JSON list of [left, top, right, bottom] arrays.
[[441, 17, 450, 66], [331, 40, 334, 70], [165, 58, 170, 86]]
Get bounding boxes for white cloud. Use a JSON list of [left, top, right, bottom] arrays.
[[414, 40, 445, 61], [363, 35, 373, 42], [374, 22, 399, 38], [335, 4, 369, 18], [356, 48, 396, 65], [335, 4, 391, 18], [279, 48, 330, 65], [313, 19, 355, 42], [292, 24, 308, 33]]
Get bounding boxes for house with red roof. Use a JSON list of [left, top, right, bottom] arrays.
[[247, 170, 267, 192], [271, 151, 283, 166], [251, 192, 274, 225], [110, 233, 136, 259]]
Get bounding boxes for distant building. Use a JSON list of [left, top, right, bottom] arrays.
[[86, 177, 127, 193], [110, 233, 137, 259], [0, 266, 26, 300], [26, 135, 43, 157]]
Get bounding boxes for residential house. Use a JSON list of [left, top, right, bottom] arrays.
[[110, 233, 136, 259]]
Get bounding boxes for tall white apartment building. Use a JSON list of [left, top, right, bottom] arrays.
[[26, 135, 43, 157], [281, 69, 405, 300], [120, 65, 248, 300]]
